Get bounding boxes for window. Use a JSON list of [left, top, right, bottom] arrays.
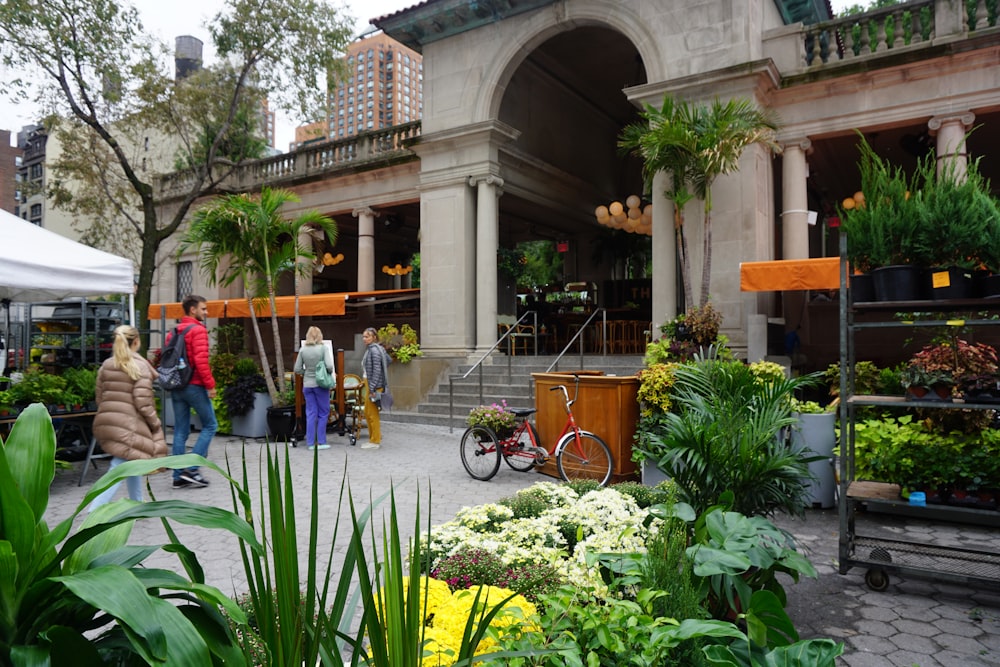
[[29, 164, 42, 180], [176, 261, 193, 302], [29, 203, 41, 218]]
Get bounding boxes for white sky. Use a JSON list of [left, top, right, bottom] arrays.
[[1, 0, 855, 150]]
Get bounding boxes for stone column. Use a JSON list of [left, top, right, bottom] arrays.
[[650, 170, 677, 330], [929, 112, 975, 182], [781, 138, 812, 260], [353, 206, 376, 292], [469, 174, 504, 352]]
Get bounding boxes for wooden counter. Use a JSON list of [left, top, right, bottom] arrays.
[[531, 372, 640, 483]]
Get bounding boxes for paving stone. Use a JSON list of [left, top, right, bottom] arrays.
[[885, 648, 942, 666], [938, 617, 990, 639], [935, 633, 990, 655], [891, 618, 940, 638], [888, 631, 939, 654], [860, 605, 901, 622], [848, 635, 895, 655], [855, 619, 896, 638]]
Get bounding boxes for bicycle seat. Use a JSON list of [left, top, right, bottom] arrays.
[[509, 407, 536, 417]]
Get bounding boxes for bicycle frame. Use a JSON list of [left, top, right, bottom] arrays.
[[502, 380, 590, 461]]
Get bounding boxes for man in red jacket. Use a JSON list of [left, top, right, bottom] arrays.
[[169, 294, 217, 488]]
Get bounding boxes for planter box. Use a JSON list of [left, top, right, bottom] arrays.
[[229, 392, 272, 438], [791, 412, 837, 509], [640, 459, 670, 487], [164, 398, 203, 430]]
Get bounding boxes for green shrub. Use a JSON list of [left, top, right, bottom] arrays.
[[611, 480, 676, 509], [233, 356, 261, 377], [499, 489, 550, 519]]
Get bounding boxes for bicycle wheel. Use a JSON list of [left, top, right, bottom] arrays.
[[556, 430, 613, 486], [460, 425, 501, 481], [502, 423, 538, 472]]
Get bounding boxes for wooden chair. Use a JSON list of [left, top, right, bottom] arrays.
[[509, 322, 536, 355], [497, 314, 517, 354]]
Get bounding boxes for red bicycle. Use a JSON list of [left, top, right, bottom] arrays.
[[460, 377, 613, 485]]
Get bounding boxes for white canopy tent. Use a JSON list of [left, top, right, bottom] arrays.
[[0, 210, 135, 369], [0, 209, 135, 303]]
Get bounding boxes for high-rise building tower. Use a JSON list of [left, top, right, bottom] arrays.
[[293, 32, 422, 150]]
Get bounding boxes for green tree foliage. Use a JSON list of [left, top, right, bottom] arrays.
[[0, 0, 353, 335], [620, 97, 779, 309]]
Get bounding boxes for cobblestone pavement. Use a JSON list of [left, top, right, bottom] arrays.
[[47, 422, 1000, 666]]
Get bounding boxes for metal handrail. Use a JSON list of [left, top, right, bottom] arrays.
[[544, 308, 607, 375], [447, 311, 537, 432]]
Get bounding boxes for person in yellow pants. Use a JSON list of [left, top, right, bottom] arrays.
[[360, 327, 389, 449]]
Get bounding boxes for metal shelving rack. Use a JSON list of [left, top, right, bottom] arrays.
[[28, 298, 123, 368], [837, 234, 1000, 591]]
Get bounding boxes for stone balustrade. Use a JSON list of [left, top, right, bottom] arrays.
[[155, 121, 422, 203], [765, 0, 997, 73]]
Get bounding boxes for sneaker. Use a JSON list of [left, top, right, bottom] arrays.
[[172, 477, 192, 488], [307, 444, 331, 451], [179, 470, 209, 487], [360, 442, 380, 450]]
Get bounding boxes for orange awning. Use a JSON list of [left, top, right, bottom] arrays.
[[212, 294, 346, 318], [739, 257, 841, 292], [147, 288, 420, 320], [146, 299, 228, 320]]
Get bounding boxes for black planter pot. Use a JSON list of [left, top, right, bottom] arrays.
[[266, 405, 297, 443], [926, 266, 974, 300], [977, 273, 1000, 299], [850, 273, 876, 303], [871, 265, 922, 302]]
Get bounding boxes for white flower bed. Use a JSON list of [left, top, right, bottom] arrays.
[[426, 482, 659, 595]]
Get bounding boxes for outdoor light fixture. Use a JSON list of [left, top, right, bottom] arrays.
[[382, 264, 413, 276], [594, 194, 652, 235]]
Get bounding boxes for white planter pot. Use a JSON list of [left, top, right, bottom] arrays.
[[791, 412, 837, 509], [641, 459, 670, 487], [229, 392, 272, 438]]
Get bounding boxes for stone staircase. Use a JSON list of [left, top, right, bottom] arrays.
[[381, 353, 646, 430]]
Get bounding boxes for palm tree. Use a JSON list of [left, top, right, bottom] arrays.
[[620, 96, 780, 308], [182, 187, 337, 404]]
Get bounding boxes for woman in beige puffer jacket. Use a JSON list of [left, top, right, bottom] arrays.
[[89, 325, 167, 509]]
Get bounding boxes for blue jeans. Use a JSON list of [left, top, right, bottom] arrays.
[[303, 385, 330, 446], [89, 456, 143, 510], [171, 384, 218, 480]]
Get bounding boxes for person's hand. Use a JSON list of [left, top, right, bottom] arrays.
[[208, 388, 217, 398]]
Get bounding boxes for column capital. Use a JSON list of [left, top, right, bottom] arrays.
[[928, 112, 975, 134], [467, 174, 505, 189], [352, 206, 376, 218], [780, 137, 812, 153]]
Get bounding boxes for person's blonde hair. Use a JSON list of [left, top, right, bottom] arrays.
[[112, 325, 142, 381], [305, 326, 323, 345]]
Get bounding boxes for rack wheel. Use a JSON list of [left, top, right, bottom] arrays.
[[865, 568, 890, 591], [349, 434, 356, 446]]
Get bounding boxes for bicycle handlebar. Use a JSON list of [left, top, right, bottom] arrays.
[[549, 381, 575, 414]]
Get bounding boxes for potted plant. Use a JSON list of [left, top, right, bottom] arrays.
[[900, 364, 954, 401], [839, 133, 924, 301], [958, 372, 1000, 403], [466, 401, 516, 438], [61, 365, 97, 411], [7, 368, 68, 410], [376, 323, 423, 363], [789, 398, 838, 509], [222, 358, 272, 438]]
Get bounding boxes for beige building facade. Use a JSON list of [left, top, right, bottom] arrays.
[[151, 0, 999, 365]]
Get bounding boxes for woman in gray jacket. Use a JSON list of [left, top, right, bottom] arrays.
[[90, 325, 167, 509], [294, 326, 335, 450]]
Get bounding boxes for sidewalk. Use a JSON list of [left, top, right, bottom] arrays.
[[49, 422, 1000, 666]]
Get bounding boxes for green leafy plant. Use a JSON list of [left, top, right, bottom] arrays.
[[213, 322, 246, 355], [839, 132, 924, 269], [467, 401, 516, 434], [60, 365, 97, 405], [635, 349, 822, 517], [7, 367, 67, 406], [0, 404, 256, 664], [377, 323, 423, 364]]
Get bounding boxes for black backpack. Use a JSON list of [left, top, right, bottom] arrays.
[[157, 324, 196, 391]]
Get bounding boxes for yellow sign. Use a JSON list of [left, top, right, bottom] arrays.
[[931, 271, 951, 289]]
